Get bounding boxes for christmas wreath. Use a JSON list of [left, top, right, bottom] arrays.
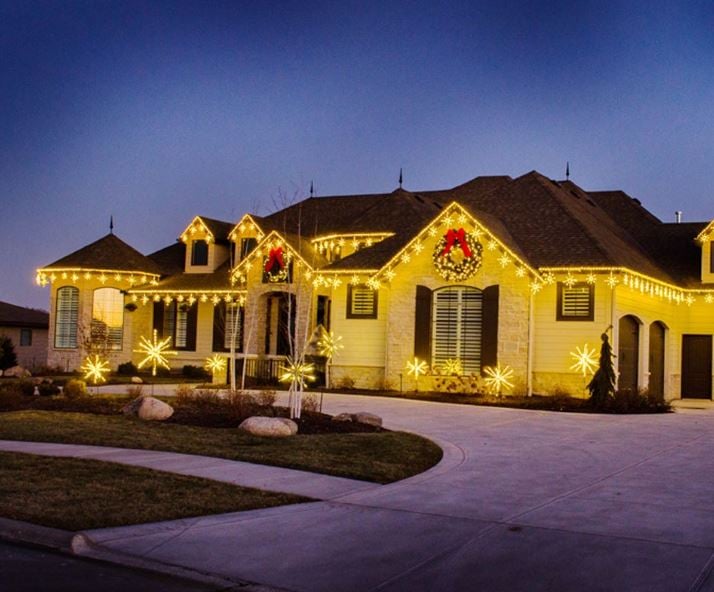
[[433, 228, 482, 281], [264, 246, 291, 282]]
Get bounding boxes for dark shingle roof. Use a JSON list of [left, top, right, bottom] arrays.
[[148, 243, 185, 276], [132, 262, 235, 292], [42, 234, 162, 275], [197, 216, 234, 242], [0, 301, 49, 328]]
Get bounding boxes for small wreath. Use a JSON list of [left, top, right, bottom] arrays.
[[264, 247, 291, 283], [433, 228, 483, 282]]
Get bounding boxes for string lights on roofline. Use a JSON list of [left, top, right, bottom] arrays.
[[36, 268, 159, 287]]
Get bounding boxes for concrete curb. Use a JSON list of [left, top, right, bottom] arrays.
[[0, 516, 288, 591]]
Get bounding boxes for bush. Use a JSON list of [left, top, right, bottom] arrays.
[[182, 365, 210, 380], [600, 389, 671, 414], [64, 379, 87, 399], [0, 336, 17, 371], [117, 361, 138, 376], [17, 379, 35, 396], [174, 383, 194, 403], [301, 393, 319, 413], [255, 389, 277, 408], [37, 381, 60, 396]]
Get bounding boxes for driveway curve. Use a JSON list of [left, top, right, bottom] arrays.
[[84, 394, 714, 592]]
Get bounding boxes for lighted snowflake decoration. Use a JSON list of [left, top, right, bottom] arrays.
[[569, 344, 598, 377], [135, 329, 177, 376], [605, 273, 619, 288], [586, 273, 597, 285], [279, 358, 316, 389], [483, 364, 515, 395], [515, 266, 527, 278], [564, 273, 577, 288], [81, 355, 111, 385], [317, 330, 344, 359], [705, 294, 714, 304], [204, 355, 227, 375], [530, 281, 543, 294], [406, 356, 429, 378], [441, 359, 463, 376], [498, 254, 511, 268]]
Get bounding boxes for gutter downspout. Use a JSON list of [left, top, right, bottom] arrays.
[[527, 290, 534, 396]]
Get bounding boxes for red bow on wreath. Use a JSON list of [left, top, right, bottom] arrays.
[[440, 228, 472, 258], [265, 247, 285, 273]]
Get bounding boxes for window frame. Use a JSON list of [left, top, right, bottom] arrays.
[[20, 328, 32, 347], [557, 282, 595, 321], [346, 285, 378, 319], [54, 286, 79, 349], [431, 286, 483, 375], [91, 287, 124, 351], [191, 239, 209, 266]]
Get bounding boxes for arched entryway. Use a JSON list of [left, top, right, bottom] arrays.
[[648, 321, 666, 398], [618, 315, 641, 392]]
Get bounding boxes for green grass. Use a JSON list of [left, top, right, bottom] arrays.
[[0, 450, 308, 531], [0, 411, 442, 484]]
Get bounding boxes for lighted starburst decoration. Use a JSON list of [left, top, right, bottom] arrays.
[[605, 273, 619, 288], [317, 330, 344, 359], [569, 344, 598, 377], [406, 356, 429, 378], [81, 355, 111, 385], [204, 354, 227, 375], [135, 329, 177, 376], [441, 359, 463, 376], [279, 358, 316, 389], [483, 364, 515, 395]]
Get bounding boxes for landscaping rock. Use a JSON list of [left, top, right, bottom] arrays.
[[332, 413, 354, 423], [4, 366, 30, 378], [239, 416, 297, 437], [353, 412, 383, 427], [131, 376, 143, 384], [122, 396, 174, 421]]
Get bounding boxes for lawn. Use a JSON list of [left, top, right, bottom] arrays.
[[0, 410, 442, 484], [0, 450, 308, 531]]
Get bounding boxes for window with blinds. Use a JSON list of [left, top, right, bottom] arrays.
[[557, 283, 594, 321], [347, 285, 378, 319], [224, 304, 241, 349], [432, 287, 483, 374], [91, 288, 124, 350], [55, 286, 79, 348]]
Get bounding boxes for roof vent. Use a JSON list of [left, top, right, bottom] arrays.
[[675, 211, 683, 223]]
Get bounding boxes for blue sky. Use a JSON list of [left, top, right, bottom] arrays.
[[2, 1, 713, 309]]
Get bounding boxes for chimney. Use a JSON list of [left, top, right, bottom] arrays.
[[675, 211, 682, 224]]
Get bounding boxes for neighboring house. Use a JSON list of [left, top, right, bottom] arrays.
[[36, 171, 714, 399], [0, 300, 49, 369]]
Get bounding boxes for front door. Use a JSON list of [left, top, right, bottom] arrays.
[[618, 315, 640, 392], [648, 322, 665, 398], [681, 335, 712, 399]]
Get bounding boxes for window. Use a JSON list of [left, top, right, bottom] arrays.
[[191, 240, 209, 266], [432, 286, 483, 374], [212, 302, 244, 352], [316, 295, 331, 330], [240, 238, 257, 261], [347, 285, 377, 319], [55, 286, 79, 348], [20, 329, 32, 346], [557, 282, 594, 321], [153, 301, 197, 350], [91, 288, 124, 350], [710, 241, 714, 273]]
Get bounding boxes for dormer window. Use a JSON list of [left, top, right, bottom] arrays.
[[240, 237, 257, 261], [191, 240, 209, 266]]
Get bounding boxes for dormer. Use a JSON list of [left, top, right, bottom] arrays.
[[180, 216, 232, 273], [228, 214, 265, 265], [696, 222, 714, 284]]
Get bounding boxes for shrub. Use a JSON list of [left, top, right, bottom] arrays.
[[601, 389, 671, 414], [117, 361, 138, 376], [175, 383, 194, 404], [182, 365, 210, 380], [64, 379, 87, 399], [0, 336, 17, 371], [37, 381, 60, 396], [301, 393, 319, 413], [17, 379, 35, 396], [255, 389, 277, 408]]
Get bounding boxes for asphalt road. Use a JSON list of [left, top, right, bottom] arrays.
[[0, 540, 223, 592]]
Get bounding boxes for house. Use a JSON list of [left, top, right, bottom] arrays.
[[0, 300, 49, 370], [36, 171, 714, 399]]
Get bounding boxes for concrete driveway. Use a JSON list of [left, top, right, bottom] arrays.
[[84, 394, 714, 591]]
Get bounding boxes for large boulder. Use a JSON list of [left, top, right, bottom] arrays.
[[353, 412, 383, 427], [239, 416, 298, 437], [4, 366, 30, 378], [122, 396, 174, 421], [131, 376, 143, 384]]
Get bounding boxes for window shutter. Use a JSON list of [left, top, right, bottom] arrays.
[[185, 304, 198, 351], [481, 285, 499, 373], [414, 285, 432, 364], [152, 302, 164, 337], [213, 302, 226, 351], [710, 241, 714, 273]]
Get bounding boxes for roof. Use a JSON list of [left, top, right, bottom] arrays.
[[0, 301, 49, 328], [148, 242, 185, 276], [42, 234, 162, 275], [197, 216, 234, 242], [130, 262, 237, 293]]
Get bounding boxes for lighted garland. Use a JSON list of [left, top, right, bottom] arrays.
[[433, 228, 483, 282]]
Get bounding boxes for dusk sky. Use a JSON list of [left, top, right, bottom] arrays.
[[2, 1, 713, 310]]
